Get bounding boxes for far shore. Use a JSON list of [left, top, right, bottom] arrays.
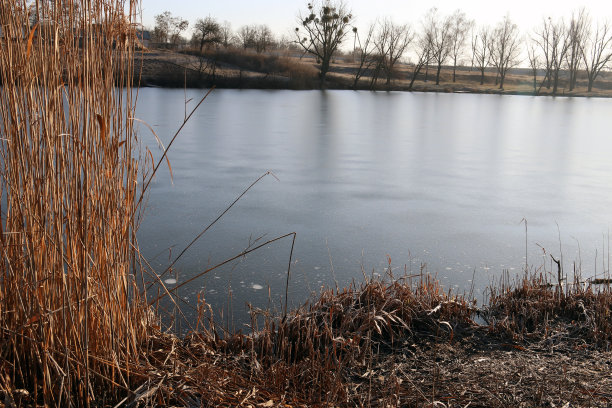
[[135, 49, 612, 98]]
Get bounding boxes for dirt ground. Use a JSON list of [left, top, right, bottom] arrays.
[[110, 319, 611, 407], [357, 328, 612, 407]]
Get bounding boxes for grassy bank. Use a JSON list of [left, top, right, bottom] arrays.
[[136, 48, 320, 89], [3, 261, 612, 406], [49, 271, 612, 406]]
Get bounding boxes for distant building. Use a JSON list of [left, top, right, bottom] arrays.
[[136, 28, 151, 49]]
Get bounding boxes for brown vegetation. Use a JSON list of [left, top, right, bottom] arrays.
[[122, 266, 612, 407], [19, 269, 606, 407], [0, 2, 151, 406], [138, 48, 319, 89]]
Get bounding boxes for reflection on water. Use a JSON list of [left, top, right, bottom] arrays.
[[135, 89, 612, 329]]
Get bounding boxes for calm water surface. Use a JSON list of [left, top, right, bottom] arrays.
[[135, 89, 612, 326]]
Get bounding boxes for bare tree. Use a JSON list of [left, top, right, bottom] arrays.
[[190, 18, 223, 77], [238, 25, 257, 49], [565, 9, 589, 91], [352, 24, 377, 89], [423, 48, 432, 82], [278, 34, 301, 52], [423, 8, 453, 85], [533, 19, 552, 90], [220, 21, 233, 48], [548, 20, 569, 95], [409, 33, 433, 89], [582, 20, 612, 92], [368, 53, 385, 89], [255, 24, 275, 53], [449, 10, 473, 82], [193, 17, 221, 53], [153, 11, 188, 48], [471, 25, 492, 85], [295, 0, 353, 85], [534, 17, 569, 94], [526, 41, 541, 94], [489, 15, 521, 90], [534, 18, 553, 90], [152, 11, 171, 44], [374, 19, 413, 85]]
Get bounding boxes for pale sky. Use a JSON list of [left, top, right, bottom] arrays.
[[140, 0, 612, 39]]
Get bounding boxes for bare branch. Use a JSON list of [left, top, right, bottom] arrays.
[[294, 0, 353, 86]]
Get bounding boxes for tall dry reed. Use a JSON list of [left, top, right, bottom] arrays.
[[0, 1, 148, 405]]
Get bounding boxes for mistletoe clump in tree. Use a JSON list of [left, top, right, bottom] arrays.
[[295, 1, 352, 86]]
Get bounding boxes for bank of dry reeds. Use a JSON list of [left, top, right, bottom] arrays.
[[123, 269, 612, 406], [486, 270, 612, 347], [0, 1, 150, 406]]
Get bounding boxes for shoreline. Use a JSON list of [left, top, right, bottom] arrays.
[[135, 50, 612, 99], [99, 273, 612, 406], [5, 268, 612, 406]]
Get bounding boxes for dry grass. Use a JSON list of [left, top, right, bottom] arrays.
[[195, 47, 318, 79], [144, 47, 320, 89], [0, 1, 151, 406], [485, 270, 612, 347], [100, 269, 612, 407]]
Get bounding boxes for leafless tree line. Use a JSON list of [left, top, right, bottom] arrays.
[[351, 5, 612, 92], [470, 8, 612, 94], [150, 2, 612, 92], [350, 19, 413, 89], [351, 8, 476, 89], [151, 11, 295, 55], [348, 7, 522, 90], [529, 9, 612, 93]]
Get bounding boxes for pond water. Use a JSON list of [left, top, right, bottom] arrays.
[[135, 88, 612, 330]]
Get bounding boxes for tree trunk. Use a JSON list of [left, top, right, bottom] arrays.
[[353, 56, 368, 90], [386, 62, 391, 85], [409, 64, 423, 90], [319, 58, 330, 89], [435, 63, 442, 85], [480, 68, 485, 85], [370, 61, 382, 90]]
